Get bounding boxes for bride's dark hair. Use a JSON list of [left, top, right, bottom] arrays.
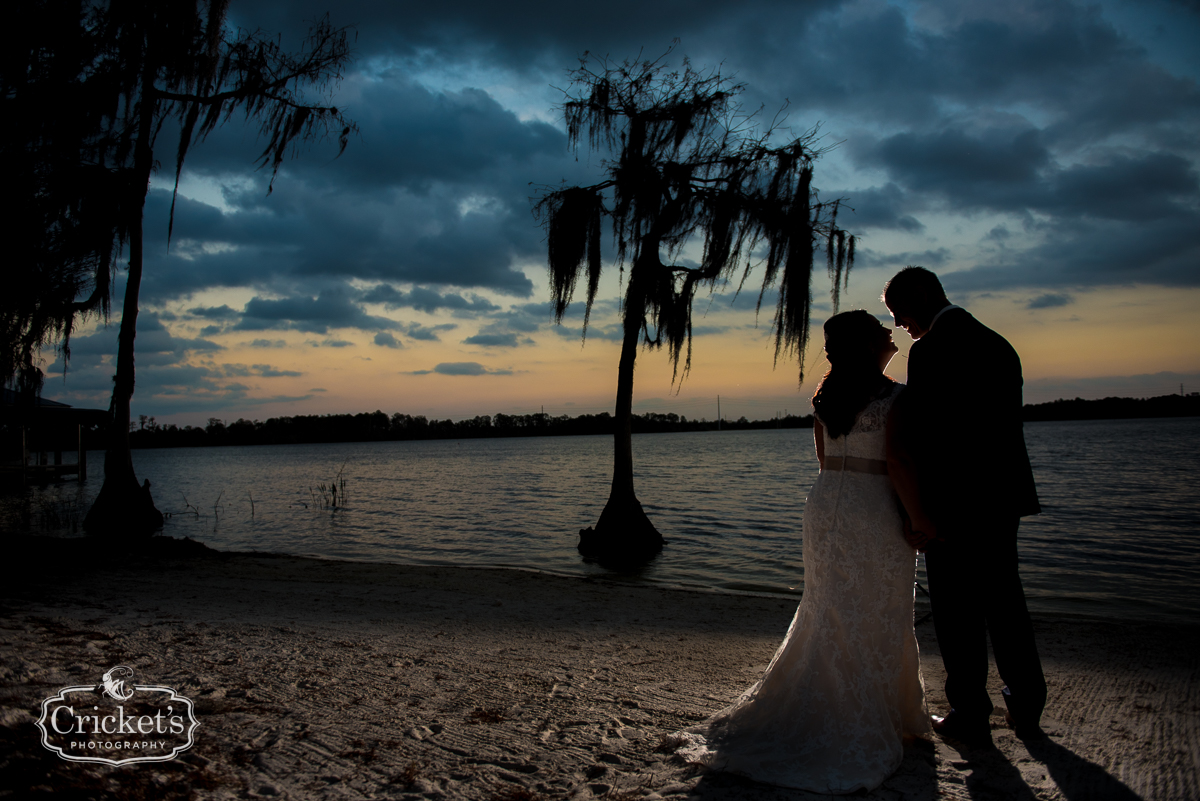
[[811, 310, 893, 439]]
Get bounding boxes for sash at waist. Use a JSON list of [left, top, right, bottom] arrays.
[[824, 455, 889, 475]]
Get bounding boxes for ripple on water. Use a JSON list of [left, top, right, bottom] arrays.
[[4, 419, 1198, 624]]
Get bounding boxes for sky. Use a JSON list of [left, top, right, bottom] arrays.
[[40, 0, 1200, 426]]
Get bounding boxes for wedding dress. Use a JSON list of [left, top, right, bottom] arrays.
[[673, 383, 930, 793]]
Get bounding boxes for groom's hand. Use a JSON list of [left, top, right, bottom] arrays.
[[905, 523, 939, 552]]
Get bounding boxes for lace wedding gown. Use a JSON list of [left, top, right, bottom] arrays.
[[674, 384, 930, 793]]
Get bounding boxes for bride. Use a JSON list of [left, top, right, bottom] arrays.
[[673, 310, 932, 793]]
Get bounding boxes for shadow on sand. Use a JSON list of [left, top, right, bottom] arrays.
[[946, 733, 1142, 801], [1025, 737, 1142, 800]]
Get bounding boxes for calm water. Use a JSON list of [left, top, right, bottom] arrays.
[[5, 418, 1199, 624]]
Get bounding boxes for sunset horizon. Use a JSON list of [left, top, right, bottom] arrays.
[[29, 0, 1199, 428]]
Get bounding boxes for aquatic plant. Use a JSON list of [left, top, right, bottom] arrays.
[[310, 462, 348, 510]]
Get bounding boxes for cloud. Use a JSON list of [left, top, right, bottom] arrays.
[[404, 323, 458, 341], [220, 363, 304, 378], [842, 183, 925, 232], [254, 364, 303, 378], [374, 332, 402, 349], [407, 361, 513, 376], [41, 0, 1200, 423], [463, 332, 526, 347], [868, 127, 1051, 196], [945, 214, 1200, 290], [227, 0, 841, 75], [234, 288, 399, 334], [854, 247, 952, 272], [690, 325, 733, 336], [1026, 293, 1073, 309], [863, 135, 1199, 226], [123, 0, 1198, 312], [136, 70, 574, 303], [462, 316, 539, 347], [1044, 152, 1198, 222], [53, 312, 222, 367], [188, 304, 241, 320], [360, 284, 500, 314], [550, 324, 623, 342]]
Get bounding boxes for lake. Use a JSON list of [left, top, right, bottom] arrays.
[[5, 417, 1199, 625]]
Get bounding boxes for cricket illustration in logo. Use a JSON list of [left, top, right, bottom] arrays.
[[96, 666, 136, 701]]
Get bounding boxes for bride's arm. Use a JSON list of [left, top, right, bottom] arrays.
[[886, 394, 938, 549], [814, 419, 825, 469]]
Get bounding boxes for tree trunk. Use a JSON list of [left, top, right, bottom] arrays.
[[578, 266, 663, 560], [83, 77, 163, 538]]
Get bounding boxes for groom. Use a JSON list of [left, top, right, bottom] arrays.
[[884, 266, 1047, 747]]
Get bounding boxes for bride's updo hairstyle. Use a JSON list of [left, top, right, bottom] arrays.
[[811, 310, 893, 439]]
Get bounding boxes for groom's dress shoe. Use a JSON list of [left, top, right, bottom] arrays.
[[1003, 710, 1046, 741], [1001, 686, 1046, 741], [931, 713, 993, 748]]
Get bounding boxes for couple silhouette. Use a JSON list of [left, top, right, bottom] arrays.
[[673, 266, 1046, 793]]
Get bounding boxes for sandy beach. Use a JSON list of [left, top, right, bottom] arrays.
[[0, 537, 1196, 800]]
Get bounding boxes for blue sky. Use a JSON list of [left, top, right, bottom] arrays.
[[41, 0, 1200, 424]]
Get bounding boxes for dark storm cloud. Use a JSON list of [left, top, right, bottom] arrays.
[[229, 0, 839, 71], [1046, 153, 1198, 221], [753, 0, 1200, 133], [130, 0, 1200, 315], [188, 304, 241, 320], [946, 214, 1200, 290], [862, 133, 1198, 222], [234, 289, 399, 334], [360, 284, 499, 314], [866, 127, 1051, 199], [137, 73, 575, 302], [841, 184, 925, 233], [319, 77, 564, 191], [853, 246, 952, 272]]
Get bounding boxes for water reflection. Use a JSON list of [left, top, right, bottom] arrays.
[[2, 418, 1198, 624]]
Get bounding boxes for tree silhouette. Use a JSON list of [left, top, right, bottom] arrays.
[[1, 1, 128, 400], [535, 51, 855, 559], [74, 0, 356, 537]]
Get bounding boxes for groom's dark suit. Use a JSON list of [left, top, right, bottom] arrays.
[[904, 306, 1046, 728]]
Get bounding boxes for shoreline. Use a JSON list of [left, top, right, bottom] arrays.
[[7, 533, 1196, 628], [1, 537, 1197, 799]]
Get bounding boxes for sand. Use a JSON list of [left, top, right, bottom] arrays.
[[0, 537, 1196, 800]]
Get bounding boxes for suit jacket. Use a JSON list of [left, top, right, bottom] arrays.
[[903, 307, 1040, 527]]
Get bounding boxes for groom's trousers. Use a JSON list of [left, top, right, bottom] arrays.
[[924, 516, 1047, 725]]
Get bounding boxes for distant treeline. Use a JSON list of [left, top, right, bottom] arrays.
[[1022, 393, 1200, 422], [123, 410, 814, 449], [94, 392, 1198, 449]]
